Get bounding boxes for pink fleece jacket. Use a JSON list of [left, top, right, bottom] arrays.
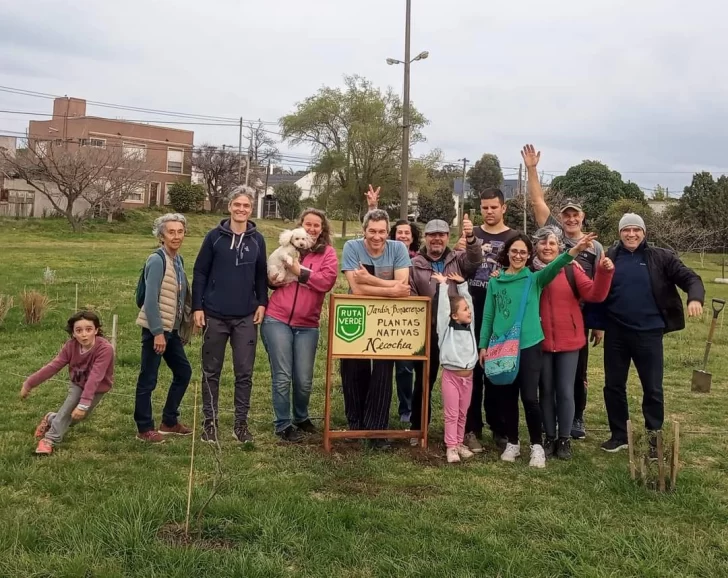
[[25, 337, 115, 405], [266, 245, 339, 327]]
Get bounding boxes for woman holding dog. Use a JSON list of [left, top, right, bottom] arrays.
[[261, 208, 339, 442]]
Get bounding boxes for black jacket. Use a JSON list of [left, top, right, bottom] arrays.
[[587, 242, 705, 334]]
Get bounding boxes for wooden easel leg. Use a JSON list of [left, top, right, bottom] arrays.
[[627, 419, 636, 480]]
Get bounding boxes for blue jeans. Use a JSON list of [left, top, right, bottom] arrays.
[[395, 361, 414, 422], [134, 328, 192, 433], [260, 316, 320, 433]]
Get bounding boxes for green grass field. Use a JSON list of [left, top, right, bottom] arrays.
[[1, 212, 727, 577]]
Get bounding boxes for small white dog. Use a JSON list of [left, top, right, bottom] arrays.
[[267, 227, 314, 285]]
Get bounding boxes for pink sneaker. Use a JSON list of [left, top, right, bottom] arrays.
[[136, 431, 166, 444], [34, 412, 53, 439], [35, 438, 53, 455]]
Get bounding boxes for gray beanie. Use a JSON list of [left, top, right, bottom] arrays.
[[619, 213, 646, 233]]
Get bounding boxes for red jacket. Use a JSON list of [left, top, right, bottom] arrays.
[[266, 245, 338, 328], [539, 262, 614, 352]]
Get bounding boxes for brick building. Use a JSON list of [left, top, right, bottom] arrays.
[[28, 97, 194, 208]]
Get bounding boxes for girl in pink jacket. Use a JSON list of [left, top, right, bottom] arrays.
[[261, 208, 339, 442], [20, 311, 114, 455]]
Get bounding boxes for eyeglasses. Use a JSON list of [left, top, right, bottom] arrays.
[[509, 249, 529, 257]]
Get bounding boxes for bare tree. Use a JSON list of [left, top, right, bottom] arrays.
[[0, 139, 148, 231], [192, 145, 242, 212], [650, 213, 725, 261], [246, 120, 280, 165]]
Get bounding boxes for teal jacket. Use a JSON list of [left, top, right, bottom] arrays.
[[479, 252, 574, 350]]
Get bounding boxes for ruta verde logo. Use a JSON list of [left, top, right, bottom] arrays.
[[334, 304, 366, 343]]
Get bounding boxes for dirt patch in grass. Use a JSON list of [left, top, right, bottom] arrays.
[[157, 522, 236, 550]]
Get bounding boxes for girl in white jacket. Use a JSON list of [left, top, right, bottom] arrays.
[[433, 272, 479, 463]]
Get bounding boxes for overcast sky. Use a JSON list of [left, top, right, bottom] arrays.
[[1, 0, 727, 195]]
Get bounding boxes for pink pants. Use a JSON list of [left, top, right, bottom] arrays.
[[441, 368, 473, 449]]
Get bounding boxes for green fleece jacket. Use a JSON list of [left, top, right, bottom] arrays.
[[479, 252, 575, 350]]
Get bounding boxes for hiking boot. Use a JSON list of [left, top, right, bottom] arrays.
[[35, 438, 53, 455], [136, 431, 166, 444], [529, 444, 547, 468], [493, 433, 508, 452], [543, 437, 556, 458], [464, 432, 484, 453], [571, 418, 586, 440], [600, 438, 628, 453], [159, 422, 192, 436], [500, 442, 521, 462], [458, 444, 475, 460], [556, 438, 572, 460], [276, 425, 304, 443], [294, 419, 317, 434], [233, 422, 254, 445], [446, 447, 461, 463], [201, 424, 218, 444], [648, 431, 660, 461], [34, 412, 53, 439]]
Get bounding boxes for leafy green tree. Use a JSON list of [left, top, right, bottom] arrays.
[[417, 185, 456, 225], [677, 172, 728, 247], [167, 182, 205, 213], [652, 184, 668, 201], [602, 198, 654, 244], [467, 154, 503, 196], [274, 182, 303, 221], [280, 75, 428, 236]]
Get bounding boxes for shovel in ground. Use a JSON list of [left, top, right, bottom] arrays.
[[691, 298, 726, 393]]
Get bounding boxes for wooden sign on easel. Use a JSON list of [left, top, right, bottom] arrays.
[[323, 294, 432, 452]]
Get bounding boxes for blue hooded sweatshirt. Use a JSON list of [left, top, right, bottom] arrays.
[[192, 219, 268, 319]]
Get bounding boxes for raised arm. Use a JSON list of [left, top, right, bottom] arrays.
[[521, 144, 550, 228], [435, 278, 452, 341], [576, 257, 614, 303]]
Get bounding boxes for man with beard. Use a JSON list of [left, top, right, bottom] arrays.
[[409, 216, 482, 444]]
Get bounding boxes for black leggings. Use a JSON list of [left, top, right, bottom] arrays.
[[501, 344, 543, 445]]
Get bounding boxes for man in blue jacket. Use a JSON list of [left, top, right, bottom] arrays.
[[193, 186, 268, 445], [600, 213, 704, 456]]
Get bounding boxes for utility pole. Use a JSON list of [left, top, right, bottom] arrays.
[[522, 163, 528, 234], [458, 157, 469, 235], [400, 0, 412, 221], [237, 117, 244, 183]]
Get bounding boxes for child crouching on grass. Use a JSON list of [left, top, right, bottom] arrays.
[[432, 272, 479, 464], [20, 311, 114, 455]]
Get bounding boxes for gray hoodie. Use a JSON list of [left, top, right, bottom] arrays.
[[437, 281, 479, 371]]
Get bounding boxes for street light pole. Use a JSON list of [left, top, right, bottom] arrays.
[[400, 0, 412, 221]]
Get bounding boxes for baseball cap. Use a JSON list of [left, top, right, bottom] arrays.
[[559, 199, 583, 213], [424, 219, 450, 235]]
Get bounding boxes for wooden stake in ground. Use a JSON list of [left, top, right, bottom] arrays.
[[627, 420, 636, 480], [670, 421, 680, 490], [185, 380, 200, 536], [111, 314, 118, 354], [74, 283, 78, 311], [657, 431, 666, 492]]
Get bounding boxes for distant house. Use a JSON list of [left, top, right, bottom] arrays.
[[259, 171, 321, 219], [27, 97, 194, 208]]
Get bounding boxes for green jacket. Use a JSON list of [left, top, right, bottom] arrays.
[[479, 252, 574, 350]]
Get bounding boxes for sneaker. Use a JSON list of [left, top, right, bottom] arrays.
[[34, 412, 53, 439], [600, 438, 628, 452], [529, 444, 547, 468], [410, 437, 419, 447], [457, 444, 475, 460], [233, 422, 254, 445], [493, 433, 508, 452], [35, 438, 53, 455], [500, 442, 521, 462], [293, 419, 317, 434], [446, 447, 461, 463], [571, 418, 586, 440], [201, 424, 218, 444], [464, 432, 484, 454], [136, 431, 166, 444], [556, 438, 572, 460], [276, 425, 304, 443], [159, 422, 192, 436], [543, 437, 556, 458]]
